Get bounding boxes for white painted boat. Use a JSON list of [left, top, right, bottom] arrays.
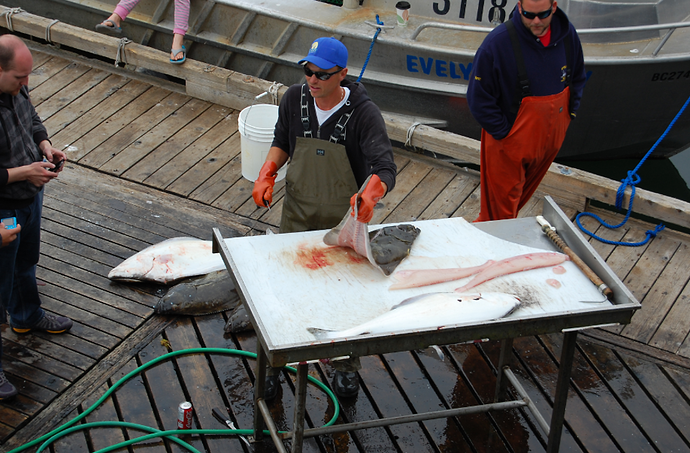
[[9, 0, 690, 159]]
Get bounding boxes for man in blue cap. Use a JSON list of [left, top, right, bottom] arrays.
[[251, 37, 397, 400]]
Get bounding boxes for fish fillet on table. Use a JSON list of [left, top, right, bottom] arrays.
[[390, 252, 568, 291], [455, 252, 569, 292], [108, 237, 225, 284], [307, 292, 521, 340]]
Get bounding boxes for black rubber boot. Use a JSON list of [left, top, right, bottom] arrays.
[[332, 371, 359, 398]]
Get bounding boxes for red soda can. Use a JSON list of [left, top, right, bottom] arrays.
[[177, 401, 193, 429]]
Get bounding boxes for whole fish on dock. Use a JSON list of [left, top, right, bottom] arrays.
[[307, 292, 521, 340], [154, 270, 240, 316], [108, 237, 225, 284]]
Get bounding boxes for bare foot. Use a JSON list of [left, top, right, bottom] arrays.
[[171, 33, 185, 61]]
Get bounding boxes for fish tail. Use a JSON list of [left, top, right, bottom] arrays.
[[307, 327, 336, 340]]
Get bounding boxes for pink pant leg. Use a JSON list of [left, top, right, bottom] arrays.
[[173, 0, 190, 36], [113, 0, 141, 21]]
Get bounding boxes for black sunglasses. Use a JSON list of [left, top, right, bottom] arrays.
[[520, 7, 553, 20], [303, 66, 342, 81]]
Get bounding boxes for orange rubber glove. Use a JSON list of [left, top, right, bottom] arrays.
[[350, 174, 385, 223], [252, 161, 278, 208]]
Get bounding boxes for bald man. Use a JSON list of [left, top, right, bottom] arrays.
[[0, 35, 73, 400]]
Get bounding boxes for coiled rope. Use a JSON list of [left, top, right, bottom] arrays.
[[575, 94, 690, 246]]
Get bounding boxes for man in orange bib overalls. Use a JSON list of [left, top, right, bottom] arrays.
[[468, 0, 586, 221]]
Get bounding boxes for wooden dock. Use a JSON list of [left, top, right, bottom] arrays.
[[2, 41, 690, 453]]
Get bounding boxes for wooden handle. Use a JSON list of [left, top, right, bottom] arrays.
[[544, 229, 614, 300]]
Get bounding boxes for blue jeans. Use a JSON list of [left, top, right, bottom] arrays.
[[0, 189, 45, 337]]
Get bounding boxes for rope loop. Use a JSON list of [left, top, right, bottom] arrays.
[[575, 94, 690, 246], [45, 19, 60, 45], [3, 7, 24, 32], [115, 37, 132, 67], [268, 81, 283, 105], [405, 122, 422, 150], [357, 15, 386, 83]]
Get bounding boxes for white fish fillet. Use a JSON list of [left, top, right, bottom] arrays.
[[307, 292, 521, 340], [455, 252, 568, 293], [108, 237, 225, 284], [389, 260, 495, 290]]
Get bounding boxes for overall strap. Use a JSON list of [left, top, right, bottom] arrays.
[[506, 20, 531, 119], [329, 109, 355, 144], [300, 84, 312, 138]]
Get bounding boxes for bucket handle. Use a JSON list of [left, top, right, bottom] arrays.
[[241, 88, 281, 137]]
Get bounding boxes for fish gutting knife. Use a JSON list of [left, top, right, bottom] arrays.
[[211, 407, 251, 446], [536, 216, 613, 300]]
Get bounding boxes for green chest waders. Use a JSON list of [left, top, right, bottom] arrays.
[[280, 85, 359, 233]]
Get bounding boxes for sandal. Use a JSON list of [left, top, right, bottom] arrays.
[[95, 19, 122, 36], [171, 46, 186, 64]]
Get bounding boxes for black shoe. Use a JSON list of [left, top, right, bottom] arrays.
[[12, 313, 73, 335], [0, 371, 18, 401], [332, 371, 359, 398], [264, 374, 279, 401]]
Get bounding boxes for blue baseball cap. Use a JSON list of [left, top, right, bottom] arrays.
[[298, 37, 348, 70]]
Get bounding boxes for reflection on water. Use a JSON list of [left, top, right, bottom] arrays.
[[557, 144, 690, 204]]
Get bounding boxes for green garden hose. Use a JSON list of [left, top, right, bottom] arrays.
[[9, 348, 340, 453]]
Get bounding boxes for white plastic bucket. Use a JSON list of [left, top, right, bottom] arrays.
[[238, 104, 286, 182]]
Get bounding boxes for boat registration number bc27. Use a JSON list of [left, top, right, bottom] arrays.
[[651, 71, 690, 82]]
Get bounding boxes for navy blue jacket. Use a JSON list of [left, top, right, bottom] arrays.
[[467, 6, 586, 140]]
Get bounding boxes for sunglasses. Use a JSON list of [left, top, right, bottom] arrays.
[[520, 7, 553, 20], [303, 66, 342, 81]]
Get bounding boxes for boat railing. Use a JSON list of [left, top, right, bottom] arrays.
[[410, 20, 690, 56]]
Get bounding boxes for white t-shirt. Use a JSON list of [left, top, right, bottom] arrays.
[[315, 87, 351, 126]]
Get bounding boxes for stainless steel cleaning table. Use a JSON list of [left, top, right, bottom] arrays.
[[211, 196, 640, 453]]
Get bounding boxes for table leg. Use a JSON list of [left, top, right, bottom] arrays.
[[547, 331, 578, 453], [291, 363, 309, 453], [494, 338, 514, 402], [253, 341, 268, 441]]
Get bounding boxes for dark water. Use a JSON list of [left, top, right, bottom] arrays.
[[556, 144, 690, 204]]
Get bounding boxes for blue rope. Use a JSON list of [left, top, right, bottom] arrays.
[[357, 15, 383, 83], [576, 94, 690, 246]]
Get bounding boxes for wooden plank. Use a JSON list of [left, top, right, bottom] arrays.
[[51, 80, 159, 161], [146, 112, 238, 190], [166, 130, 241, 197], [576, 339, 689, 451], [385, 167, 456, 224], [451, 185, 482, 221], [387, 349, 511, 452], [189, 154, 245, 206], [357, 354, 436, 451], [0, 316, 173, 452], [83, 91, 192, 171], [617, 234, 682, 340], [28, 56, 73, 98], [420, 173, 480, 221], [110, 358, 168, 452], [512, 335, 617, 452], [625, 242, 690, 348], [81, 385, 127, 452], [105, 97, 212, 176], [124, 104, 231, 183], [29, 61, 90, 107], [35, 68, 110, 124]]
